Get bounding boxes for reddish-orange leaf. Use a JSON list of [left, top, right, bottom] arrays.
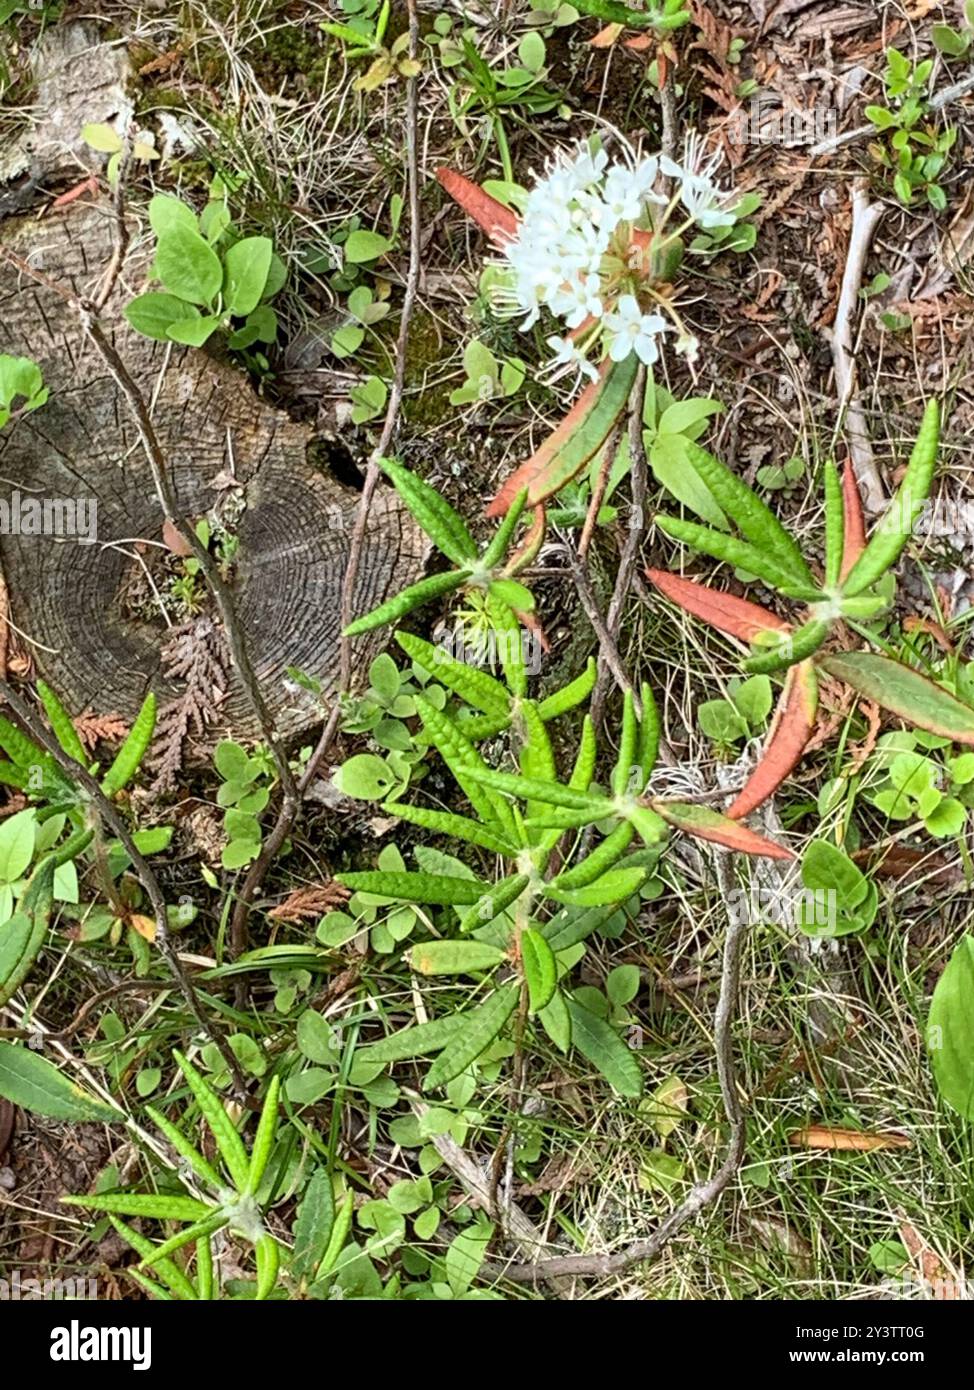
[[589, 22, 622, 47], [503, 504, 546, 577], [840, 459, 866, 581], [788, 1126, 910, 1152], [651, 800, 795, 859], [727, 661, 818, 819], [646, 569, 788, 642], [487, 356, 634, 517], [435, 167, 518, 246]]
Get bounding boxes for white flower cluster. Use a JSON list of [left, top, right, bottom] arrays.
[[493, 136, 739, 384]]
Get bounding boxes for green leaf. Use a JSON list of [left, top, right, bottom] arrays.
[[344, 230, 394, 264], [223, 236, 273, 317], [424, 985, 518, 1090], [333, 754, 397, 801], [521, 927, 556, 1013], [409, 940, 507, 975], [357, 1014, 468, 1064], [565, 999, 642, 1097], [343, 569, 468, 636], [81, 122, 122, 153], [819, 653, 974, 745], [154, 224, 223, 305], [928, 936, 974, 1120], [167, 314, 221, 347], [0, 857, 55, 1007], [650, 432, 727, 529], [539, 990, 571, 1052], [148, 194, 198, 238], [102, 692, 156, 795], [395, 631, 510, 716], [125, 293, 199, 341], [0, 1041, 120, 1123], [384, 802, 516, 856], [335, 870, 491, 906], [380, 458, 477, 566], [545, 864, 646, 907], [291, 1169, 335, 1282], [0, 807, 35, 884], [36, 681, 86, 764]]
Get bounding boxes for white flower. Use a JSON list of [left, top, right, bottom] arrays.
[[604, 294, 668, 364], [546, 334, 599, 384], [665, 133, 737, 229], [676, 331, 700, 364], [550, 272, 603, 328]]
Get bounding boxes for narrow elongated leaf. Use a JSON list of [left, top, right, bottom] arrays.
[[488, 354, 638, 516], [840, 458, 867, 581], [102, 692, 156, 796], [0, 856, 55, 1007], [822, 459, 844, 589], [727, 662, 818, 819], [458, 874, 529, 932], [682, 440, 813, 583], [841, 399, 941, 597], [336, 870, 491, 906], [521, 928, 556, 1013], [565, 999, 642, 1097], [357, 1014, 468, 1064], [544, 864, 646, 906], [539, 990, 571, 1053], [344, 570, 469, 636], [537, 659, 597, 721], [612, 689, 638, 796], [380, 457, 477, 565], [928, 935, 974, 1120], [653, 801, 794, 859], [646, 568, 788, 642], [415, 696, 515, 834], [383, 801, 516, 856], [548, 823, 635, 889], [423, 985, 519, 1090], [820, 652, 974, 745], [37, 681, 86, 765], [61, 1192, 209, 1220], [654, 516, 820, 597], [435, 167, 519, 245], [409, 940, 507, 976], [468, 766, 611, 814], [291, 1169, 335, 1283], [743, 618, 830, 675], [0, 1040, 120, 1123], [481, 488, 529, 570], [396, 631, 510, 716], [108, 1216, 200, 1302], [173, 1051, 249, 1190]]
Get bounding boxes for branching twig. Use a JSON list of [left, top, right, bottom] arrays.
[[590, 368, 647, 731], [482, 855, 748, 1285], [809, 70, 974, 157], [0, 680, 246, 1093], [228, 0, 423, 964], [827, 181, 885, 513]]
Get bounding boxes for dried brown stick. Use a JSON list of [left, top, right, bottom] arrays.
[[827, 182, 886, 513], [0, 679, 246, 1093], [483, 855, 748, 1285], [229, 0, 423, 963]]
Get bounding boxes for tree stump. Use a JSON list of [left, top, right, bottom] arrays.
[[0, 25, 428, 744]]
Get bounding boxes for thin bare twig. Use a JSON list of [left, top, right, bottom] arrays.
[[590, 368, 647, 731], [827, 181, 885, 512], [0, 680, 246, 1093], [483, 855, 748, 1285], [809, 70, 974, 157], [228, 0, 423, 963]]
